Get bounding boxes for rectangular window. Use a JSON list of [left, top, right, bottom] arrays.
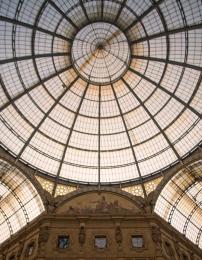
[[131, 235, 144, 248], [57, 235, 70, 249], [95, 236, 107, 249]]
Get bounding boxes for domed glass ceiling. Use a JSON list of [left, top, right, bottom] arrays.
[[0, 0, 201, 185], [72, 22, 130, 85]]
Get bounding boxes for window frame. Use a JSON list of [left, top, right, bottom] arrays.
[[57, 235, 70, 250], [94, 235, 108, 250]]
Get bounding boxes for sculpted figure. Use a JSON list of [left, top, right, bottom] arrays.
[[45, 195, 57, 213], [38, 226, 50, 248], [17, 240, 24, 259], [115, 226, 123, 246], [78, 225, 86, 246], [151, 225, 162, 249]]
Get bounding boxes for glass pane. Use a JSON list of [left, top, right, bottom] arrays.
[[95, 236, 107, 249], [58, 236, 70, 249], [131, 235, 144, 248]]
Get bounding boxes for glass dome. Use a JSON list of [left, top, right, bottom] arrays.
[[0, 0, 201, 184]]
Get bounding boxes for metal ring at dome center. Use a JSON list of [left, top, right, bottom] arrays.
[[71, 22, 131, 85]]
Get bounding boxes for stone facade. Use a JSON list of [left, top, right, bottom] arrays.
[[0, 189, 201, 260]]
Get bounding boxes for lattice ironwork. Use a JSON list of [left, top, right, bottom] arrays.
[[0, 0, 201, 187], [0, 159, 44, 244], [155, 160, 202, 249]]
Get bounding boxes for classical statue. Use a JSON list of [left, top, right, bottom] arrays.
[[78, 225, 86, 246], [115, 226, 123, 246], [151, 225, 162, 249], [38, 226, 50, 248], [44, 193, 57, 213], [17, 240, 24, 259]]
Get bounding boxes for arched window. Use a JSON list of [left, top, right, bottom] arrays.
[[0, 160, 45, 244], [155, 160, 202, 249]]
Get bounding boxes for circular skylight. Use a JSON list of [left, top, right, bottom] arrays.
[[71, 22, 130, 85], [0, 0, 201, 185]]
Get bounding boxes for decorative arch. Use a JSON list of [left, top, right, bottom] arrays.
[[0, 159, 45, 244], [154, 159, 202, 249], [53, 186, 146, 214]]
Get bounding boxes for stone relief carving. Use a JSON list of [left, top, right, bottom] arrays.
[[0, 254, 6, 260], [115, 226, 123, 246], [151, 225, 162, 250], [66, 196, 136, 215], [174, 241, 181, 258], [44, 192, 58, 213], [38, 226, 50, 248], [16, 240, 24, 259], [78, 225, 86, 246]]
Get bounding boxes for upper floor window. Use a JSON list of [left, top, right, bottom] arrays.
[[57, 235, 70, 249], [131, 235, 144, 248], [95, 236, 107, 249]]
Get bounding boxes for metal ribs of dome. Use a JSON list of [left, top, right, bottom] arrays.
[[71, 22, 131, 85], [0, 0, 201, 188], [155, 159, 202, 249]]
